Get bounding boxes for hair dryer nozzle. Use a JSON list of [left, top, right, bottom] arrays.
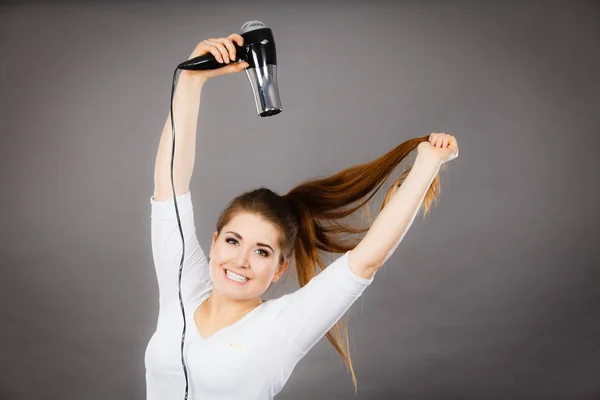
[[245, 64, 281, 117]]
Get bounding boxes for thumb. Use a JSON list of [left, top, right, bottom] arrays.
[[228, 61, 249, 73], [237, 61, 250, 70]]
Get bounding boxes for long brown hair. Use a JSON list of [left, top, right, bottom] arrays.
[[215, 134, 442, 392]]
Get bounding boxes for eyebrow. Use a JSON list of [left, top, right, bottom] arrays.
[[225, 231, 275, 253]]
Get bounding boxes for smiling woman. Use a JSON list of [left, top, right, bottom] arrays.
[[146, 33, 457, 400]]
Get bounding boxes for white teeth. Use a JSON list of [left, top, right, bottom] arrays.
[[226, 270, 249, 282]]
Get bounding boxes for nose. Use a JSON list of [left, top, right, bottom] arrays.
[[233, 249, 251, 268]]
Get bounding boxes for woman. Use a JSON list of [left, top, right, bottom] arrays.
[[145, 33, 459, 400]]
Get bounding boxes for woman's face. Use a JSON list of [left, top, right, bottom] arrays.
[[208, 212, 288, 300]]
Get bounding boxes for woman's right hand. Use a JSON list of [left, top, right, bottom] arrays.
[[185, 34, 250, 81]]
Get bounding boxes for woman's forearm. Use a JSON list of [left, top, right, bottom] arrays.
[[153, 72, 207, 200], [351, 153, 442, 270]]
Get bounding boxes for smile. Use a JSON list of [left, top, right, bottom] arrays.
[[223, 269, 251, 284]]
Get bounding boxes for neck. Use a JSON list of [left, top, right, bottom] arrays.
[[205, 290, 263, 320]]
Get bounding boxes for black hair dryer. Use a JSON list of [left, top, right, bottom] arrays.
[[177, 21, 282, 117]]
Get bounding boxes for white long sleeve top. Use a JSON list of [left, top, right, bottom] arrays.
[[144, 191, 374, 399]]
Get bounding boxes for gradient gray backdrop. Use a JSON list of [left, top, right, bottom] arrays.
[[1, 1, 599, 399]]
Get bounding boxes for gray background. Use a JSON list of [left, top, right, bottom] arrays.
[[1, 0, 599, 399]]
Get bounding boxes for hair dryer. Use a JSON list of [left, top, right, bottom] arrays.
[[177, 20, 282, 117]]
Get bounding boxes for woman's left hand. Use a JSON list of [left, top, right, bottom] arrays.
[[417, 132, 459, 164]]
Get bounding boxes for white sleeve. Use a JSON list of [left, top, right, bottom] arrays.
[[150, 191, 211, 309], [274, 251, 375, 356]]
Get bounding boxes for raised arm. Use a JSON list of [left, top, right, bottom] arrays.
[[150, 36, 250, 310], [348, 133, 459, 278], [153, 34, 248, 202], [153, 72, 206, 201]]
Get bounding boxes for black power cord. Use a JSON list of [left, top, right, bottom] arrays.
[[168, 66, 191, 400]]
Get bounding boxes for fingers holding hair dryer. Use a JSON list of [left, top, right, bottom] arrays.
[[184, 34, 250, 80]]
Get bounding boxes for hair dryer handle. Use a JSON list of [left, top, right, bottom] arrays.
[[177, 43, 247, 71]]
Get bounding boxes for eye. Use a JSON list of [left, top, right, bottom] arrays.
[[257, 249, 269, 257], [225, 237, 270, 258]]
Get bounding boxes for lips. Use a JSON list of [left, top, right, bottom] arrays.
[[223, 269, 250, 279], [223, 268, 251, 284]]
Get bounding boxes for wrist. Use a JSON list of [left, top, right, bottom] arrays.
[[415, 152, 442, 170], [179, 71, 208, 87]]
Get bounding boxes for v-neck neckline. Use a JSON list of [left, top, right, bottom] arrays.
[[192, 293, 266, 342]]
